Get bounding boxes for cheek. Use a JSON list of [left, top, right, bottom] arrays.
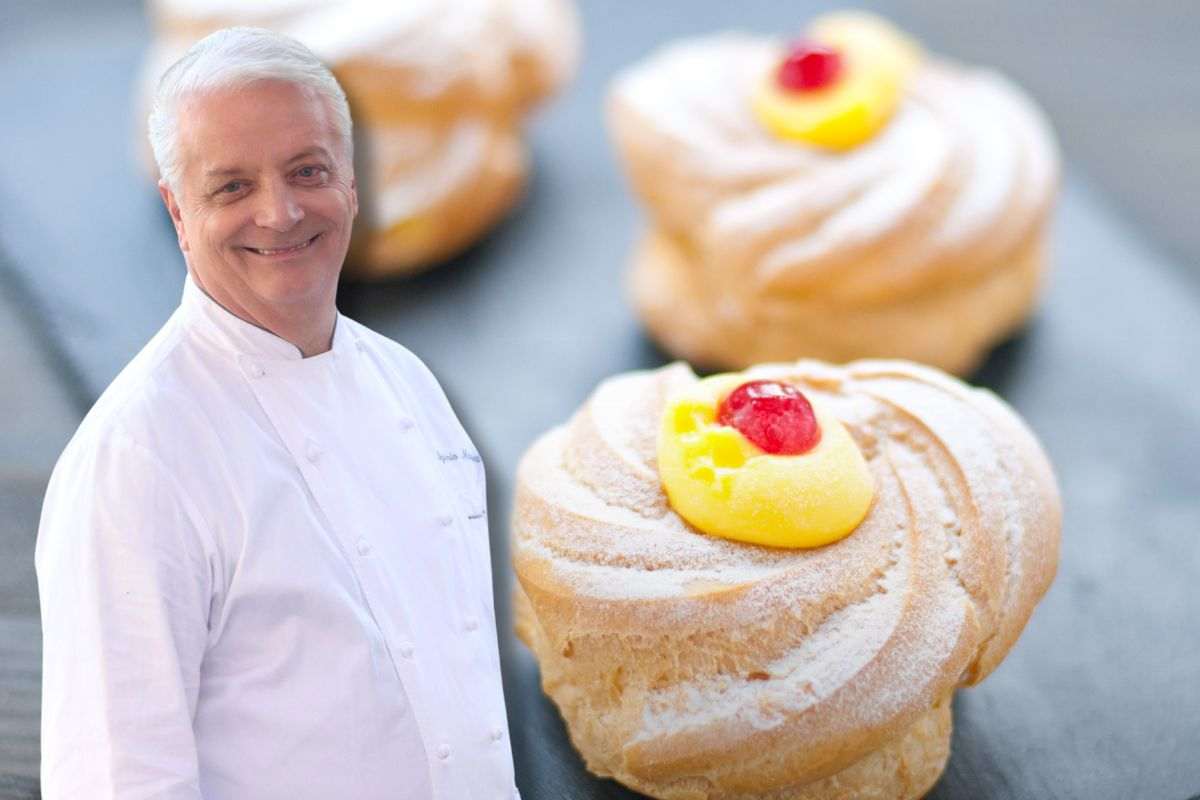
[[202, 211, 249, 251], [316, 189, 357, 230]]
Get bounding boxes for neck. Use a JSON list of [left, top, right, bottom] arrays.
[[189, 270, 337, 358]]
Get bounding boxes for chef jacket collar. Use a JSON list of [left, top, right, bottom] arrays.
[[180, 272, 355, 361]]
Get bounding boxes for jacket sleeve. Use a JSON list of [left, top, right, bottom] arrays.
[[36, 433, 215, 800]]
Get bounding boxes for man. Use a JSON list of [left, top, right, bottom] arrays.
[[36, 28, 518, 800]]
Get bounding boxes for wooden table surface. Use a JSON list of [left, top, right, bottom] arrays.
[[1, 2, 1198, 799]]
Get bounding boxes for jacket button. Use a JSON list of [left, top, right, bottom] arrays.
[[436, 743, 451, 760], [356, 539, 372, 557]]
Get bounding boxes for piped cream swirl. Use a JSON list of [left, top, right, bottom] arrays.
[[609, 34, 1060, 374], [513, 359, 1060, 799], [139, 0, 579, 276]]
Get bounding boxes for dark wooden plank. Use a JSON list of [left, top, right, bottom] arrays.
[[0, 617, 41, 800]]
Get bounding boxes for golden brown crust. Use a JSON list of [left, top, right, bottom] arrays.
[[630, 228, 1049, 376], [138, 0, 578, 277], [511, 359, 1060, 798], [344, 121, 528, 279], [608, 34, 1059, 374]]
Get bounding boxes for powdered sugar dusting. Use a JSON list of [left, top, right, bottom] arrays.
[[368, 120, 490, 227], [144, 0, 576, 229], [609, 32, 1060, 330], [512, 359, 1058, 786]]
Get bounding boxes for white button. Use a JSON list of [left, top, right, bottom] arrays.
[[464, 617, 479, 632], [436, 514, 454, 528], [436, 743, 451, 760], [398, 416, 414, 431], [248, 363, 266, 378], [356, 539, 372, 557], [399, 644, 414, 659], [490, 726, 504, 742], [305, 439, 322, 463], [355, 339, 367, 352]]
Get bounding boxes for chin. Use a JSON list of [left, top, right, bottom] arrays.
[[259, 263, 339, 306], [239, 247, 344, 305]]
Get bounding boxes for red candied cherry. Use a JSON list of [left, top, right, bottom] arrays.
[[777, 40, 843, 92], [716, 380, 821, 455]]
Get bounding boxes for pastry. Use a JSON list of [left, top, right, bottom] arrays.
[[512, 358, 1060, 799], [138, 0, 579, 278], [608, 12, 1059, 375]]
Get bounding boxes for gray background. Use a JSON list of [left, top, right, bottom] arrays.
[[1, 1, 1198, 798]]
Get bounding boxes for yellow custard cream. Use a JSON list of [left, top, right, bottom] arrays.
[[657, 374, 874, 548], [752, 12, 923, 150]]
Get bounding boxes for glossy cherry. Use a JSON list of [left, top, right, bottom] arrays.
[[777, 40, 843, 92], [716, 380, 821, 455]]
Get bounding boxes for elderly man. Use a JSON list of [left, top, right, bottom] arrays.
[[36, 27, 518, 800]]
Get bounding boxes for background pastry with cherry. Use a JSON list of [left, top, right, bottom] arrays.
[[512, 358, 1060, 799], [609, 12, 1060, 375], [138, 0, 579, 278]]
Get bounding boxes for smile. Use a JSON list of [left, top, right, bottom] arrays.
[[244, 233, 321, 257]]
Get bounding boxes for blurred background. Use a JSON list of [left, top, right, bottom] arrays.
[[1, 1, 1198, 798]]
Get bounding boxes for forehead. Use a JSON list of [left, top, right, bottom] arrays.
[[178, 80, 342, 175]]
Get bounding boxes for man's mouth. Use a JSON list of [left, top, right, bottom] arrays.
[[244, 233, 322, 257]]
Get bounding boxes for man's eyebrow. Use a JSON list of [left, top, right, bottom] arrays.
[[285, 147, 333, 164], [203, 165, 244, 180], [201, 148, 333, 180]]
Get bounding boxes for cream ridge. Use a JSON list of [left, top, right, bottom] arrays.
[[139, 0, 580, 277], [512, 359, 1061, 799], [609, 32, 1060, 374]]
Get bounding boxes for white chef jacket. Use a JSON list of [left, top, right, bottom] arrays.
[[36, 275, 520, 800]]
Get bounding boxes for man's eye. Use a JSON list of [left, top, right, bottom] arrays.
[[296, 166, 326, 180], [219, 181, 244, 194]]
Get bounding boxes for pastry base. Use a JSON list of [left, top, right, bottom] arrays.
[[516, 586, 952, 800], [343, 129, 528, 280], [630, 229, 1048, 376]]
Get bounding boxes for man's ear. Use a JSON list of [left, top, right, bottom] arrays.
[[158, 179, 189, 253], [349, 176, 358, 220]]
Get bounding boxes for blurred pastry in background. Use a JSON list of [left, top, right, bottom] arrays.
[[512, 357, 1061, 799], [609, 12, 1059, 375], [137, 0, 579, 278]]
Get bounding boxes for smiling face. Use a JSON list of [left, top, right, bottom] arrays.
[[159, 79, 357, 335]]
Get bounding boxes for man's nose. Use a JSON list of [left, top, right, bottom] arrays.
[[254, 180, 304, 231]]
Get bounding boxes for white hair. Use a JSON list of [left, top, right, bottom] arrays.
[[148, 26, 353, 192]]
